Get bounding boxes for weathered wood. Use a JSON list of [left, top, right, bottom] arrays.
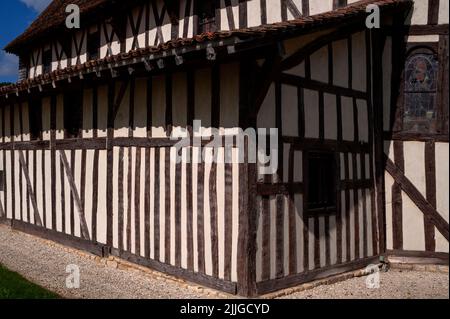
[[284, 136, 370, 153], [239, 0, 248, 28], [144, 147, 151, 258], [50, 95, 57, 230], [209, 159, 219, 278], [288, 194, 297, 275], [69, 150, 75, 235], [175, 154, 182, 268], [134, 147, 141, 256], [260, 0, 267, 25], [80, 150, 87, 235], [392, 141, 404, 250], [335, 154, 343, 265], [261, 196, 271, 281], [424, 142, 437, 252], [360, 152, 368, 258], [428, 0, 440, 25], [10, 108, 15, 221], [18, 151, 42, 227], [106, 83, 115, 247], [386, 249, 448, 265], [365, 29, 378, 256], [237, 137, 258, 296], [59, 150, 90, 240], [197, 155, 205, 274], [352, 153, 360, 260], [384, 132, 449, 142], [224, 152, 233, 281], [325, 216, 331, 266], [92, 150, 99, 242], [186, 147, 194, 270], [60, 150, 66, 233], [314, 216, 320, 269], [280, 73, 368, 100], [276, 195, 284, 277], [41, 149, 47, 228], [372, 29, 387, 254], [344, 153, 351, 262], [12, 220, 105, 257], [154, 147, 161, 259], [126, 147, 133, 251], [302, 152, 309, 271], [164, 148, 171, 263], [118, 147, 125, 252]]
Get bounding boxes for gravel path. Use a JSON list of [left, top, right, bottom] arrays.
[[1, 225, 448, 299], [0, 225, 223, 299], [277, 269, 449, 299]]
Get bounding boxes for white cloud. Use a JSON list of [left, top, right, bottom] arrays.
[[0, 52, 18, 79], [20, 0, 52, 13]]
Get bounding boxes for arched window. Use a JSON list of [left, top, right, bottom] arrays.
[[403, 48, 439, 133]]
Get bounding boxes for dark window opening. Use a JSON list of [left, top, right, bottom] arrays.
[[29, 98, 43, 140], [198, 1, 216, 33], [307, 152, 336, 213], [42, 48, 52, 74], [87, 31, 100, 61], [403, 49, 439, 133], [64, 91, 83, 139]]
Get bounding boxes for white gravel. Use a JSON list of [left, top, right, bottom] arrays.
[[0, 225, 223, 299], [1, 225, 448, 299], [277, 269, 449, 299]]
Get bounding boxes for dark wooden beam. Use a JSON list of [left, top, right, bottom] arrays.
[[385, 157, 449, 241]]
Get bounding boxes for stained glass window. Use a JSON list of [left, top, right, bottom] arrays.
[[403, 52, 439, 133]]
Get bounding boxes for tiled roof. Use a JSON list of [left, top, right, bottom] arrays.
[[0, 0, 412, 98]]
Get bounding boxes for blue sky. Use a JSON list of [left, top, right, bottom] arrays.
[[0, 0, 51, 83]]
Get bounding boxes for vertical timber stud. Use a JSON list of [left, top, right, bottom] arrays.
[[237, 59, 258, 297], [372, 29, 387, 254], [106, 81, 115, 251], [51, 95, 57, 231]]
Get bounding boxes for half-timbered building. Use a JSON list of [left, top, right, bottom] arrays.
[[0, 0, 448, 297]]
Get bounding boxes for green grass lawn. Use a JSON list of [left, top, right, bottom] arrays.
[[0, 264, 60, 299]]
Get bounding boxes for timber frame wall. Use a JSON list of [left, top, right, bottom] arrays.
[[382, 0, 449, 263], [0, 59, 249, 295], [0, 0, 448, 297], [254, 25, 380, 295]]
